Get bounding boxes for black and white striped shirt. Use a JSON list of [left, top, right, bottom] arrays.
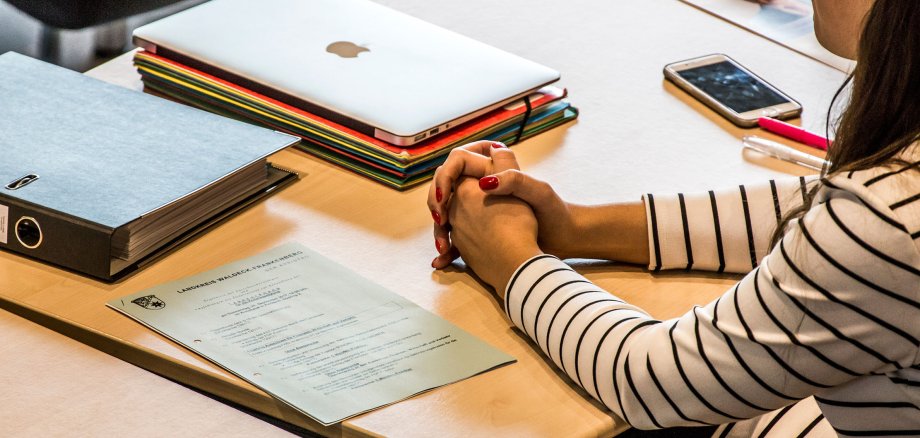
[[504, 147, 920, 436]]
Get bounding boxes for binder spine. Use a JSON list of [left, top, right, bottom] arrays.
[[0, 197, 113, 279]]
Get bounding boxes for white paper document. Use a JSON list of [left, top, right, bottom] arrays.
[[108, 243, 514, 425], [681, 0, 856, 73]]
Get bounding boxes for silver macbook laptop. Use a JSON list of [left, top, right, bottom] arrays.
[[133, 0, 560, 146]]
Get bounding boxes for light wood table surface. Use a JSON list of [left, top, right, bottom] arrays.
[[0, 0, 845, 436], [0, 309, 295, 437]]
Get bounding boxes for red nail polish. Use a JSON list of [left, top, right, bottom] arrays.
[[435, 239, 442, 253], [431, 210, 441, 224], [436, 187, 443, 203], [479, 176, 499, 190], [431, 258, 439, 268], [491, 142, 506, 149]]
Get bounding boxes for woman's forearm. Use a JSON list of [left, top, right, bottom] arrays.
[[562, 201, 650, 265]]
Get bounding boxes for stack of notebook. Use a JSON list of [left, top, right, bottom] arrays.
[[130, 0, 578, 190]]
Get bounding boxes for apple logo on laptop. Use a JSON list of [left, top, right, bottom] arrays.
[[326, 41, 369, 58]]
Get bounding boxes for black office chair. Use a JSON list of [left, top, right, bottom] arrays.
[[3, 0, 187, 64]]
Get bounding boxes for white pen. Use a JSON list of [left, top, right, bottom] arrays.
[[742, 135, 829, 171]]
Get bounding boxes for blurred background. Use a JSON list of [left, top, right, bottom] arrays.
[[0, 0, 206, 71]]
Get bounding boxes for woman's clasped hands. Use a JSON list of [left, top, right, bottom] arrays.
[[426, 141, 583, 297]]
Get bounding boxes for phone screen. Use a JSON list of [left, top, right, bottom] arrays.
[[676, 61, 790, 113]]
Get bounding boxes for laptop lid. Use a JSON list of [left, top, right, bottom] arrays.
[[133, 0, 560, 146]]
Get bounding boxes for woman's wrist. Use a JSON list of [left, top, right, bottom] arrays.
[[493, 243, 543, 300]]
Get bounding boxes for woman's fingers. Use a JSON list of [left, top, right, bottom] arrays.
[[426, 140, 511, 270], [457, 140, 505, 157], [428, 148, 493, 224], [431, 245, 461, 269], [488, 145, 521, 173], [428, 141, 510, 210], [478, 169, 554, 209]]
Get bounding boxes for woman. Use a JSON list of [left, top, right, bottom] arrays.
[[426, 0, 919, 436]]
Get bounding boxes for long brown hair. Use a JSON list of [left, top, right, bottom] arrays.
[[773, 0, 920, 243], [827, 0, 920, 173]]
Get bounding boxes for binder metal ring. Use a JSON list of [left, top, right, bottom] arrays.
[[15, 216, 43, 249]]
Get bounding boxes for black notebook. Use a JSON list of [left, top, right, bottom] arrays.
[[0, 52, 299, 280]]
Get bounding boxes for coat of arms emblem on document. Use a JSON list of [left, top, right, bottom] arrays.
[[131, 295, 166, 310]]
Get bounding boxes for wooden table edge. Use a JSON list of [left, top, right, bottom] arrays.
[[0, 294, 342, 436]]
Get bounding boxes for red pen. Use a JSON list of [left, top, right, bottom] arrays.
[[757, 117, 831, 151]]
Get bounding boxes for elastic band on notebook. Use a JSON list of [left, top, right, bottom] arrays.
[[512, 95, 533, 144]]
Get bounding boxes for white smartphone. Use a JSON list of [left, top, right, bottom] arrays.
[[663, 54, 802, 127]]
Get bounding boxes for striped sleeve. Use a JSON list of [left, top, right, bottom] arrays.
[[643, 177, 815, 273], [712, 396, 832, 437], [503, 179, 920, 431]]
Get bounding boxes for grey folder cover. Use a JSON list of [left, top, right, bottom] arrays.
[[0, 52, 299, 280]]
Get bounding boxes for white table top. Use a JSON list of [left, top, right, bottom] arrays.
[[1, 0, 842, 436]]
